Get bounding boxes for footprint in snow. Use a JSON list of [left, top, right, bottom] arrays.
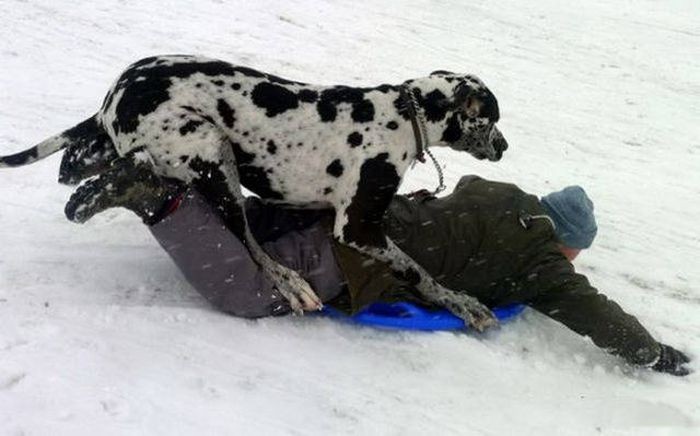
[[0, 372, 26, 390]]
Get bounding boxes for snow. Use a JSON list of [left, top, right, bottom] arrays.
[[1, 0, 699, 434]]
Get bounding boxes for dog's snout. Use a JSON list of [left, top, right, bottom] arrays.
[[493, 136, 508, 160], [488, 126, 508, 161]]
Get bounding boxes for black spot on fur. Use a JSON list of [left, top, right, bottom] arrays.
[[298, 89, 318, 103], [212, 80, 225, 86], [62, 115, 99, 142], [393, 97, 411, 121], [386, 121, 398, 130], [229, 142, 283, 200], [317, 86, 376, 123], [478, 89, 500, 122], [58, 116, 118, 185], [239, 165, 283, 200], [441, 113, 462, 143], [231, 83, 241, 90], [326, 159, 344, 177], [347, 132, 363, 147], [179, 119, 204, 135], [342, 153, 399, 247], [402, 152, 407, 161], [351, 99, 375, 122], [188, 157, 248, 237], [267, 140, 277, 154], [217, 99, 236, 128], [129, 56, 159, 69], [110, 57, 239, 134], [376, 84, 397, 93], [1, 146, 38, 166], [251, 82, 299, 117], [231, 142, 255, 165], [317, 99, 336, 122], [323, 187, 333, 195], [421, 89, 449, 122], [392, 267, 421, 286]]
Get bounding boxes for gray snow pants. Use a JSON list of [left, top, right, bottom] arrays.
[[149, 190, 346, 317]]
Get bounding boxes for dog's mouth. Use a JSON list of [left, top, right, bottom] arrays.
[[452, 125, 507, 162], [455, 138, 503, 162], [472, 150, 495, 161]]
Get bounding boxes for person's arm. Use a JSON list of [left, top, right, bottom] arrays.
[[527, 254, 662, 366]]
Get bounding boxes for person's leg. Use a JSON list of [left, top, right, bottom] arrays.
[[150, 190, 293, 317], [64, 158, 290, 317], [64, 159, 346, 316]]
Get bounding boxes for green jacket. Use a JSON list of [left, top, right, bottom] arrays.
[[333, 176, 660, 366]]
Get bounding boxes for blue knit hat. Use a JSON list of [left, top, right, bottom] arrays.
[[540, 186, 598, 249]]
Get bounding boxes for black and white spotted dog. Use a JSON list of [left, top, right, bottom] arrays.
[[0, 55, 508, 329]]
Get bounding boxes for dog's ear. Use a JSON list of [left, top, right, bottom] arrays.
[[430, 70, 455, 76], [444, 82, 500, 122]]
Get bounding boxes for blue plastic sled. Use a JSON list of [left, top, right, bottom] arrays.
[[321, 301, 525, 332]]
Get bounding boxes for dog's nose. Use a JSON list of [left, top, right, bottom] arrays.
[[493, 136, 508, 160], [489, 126, 508, 161]]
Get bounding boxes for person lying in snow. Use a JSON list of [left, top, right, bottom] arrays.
[[65, 159, 692, 376]]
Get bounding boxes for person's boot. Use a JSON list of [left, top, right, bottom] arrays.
[[65, 157, 186, 225]]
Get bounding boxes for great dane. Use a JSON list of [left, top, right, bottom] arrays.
[[0, 55, 508, 330]]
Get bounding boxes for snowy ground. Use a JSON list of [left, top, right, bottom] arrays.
[[1, 0, 699, 434]]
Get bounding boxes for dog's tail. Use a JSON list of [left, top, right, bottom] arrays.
[[0, 115, 98, 168]]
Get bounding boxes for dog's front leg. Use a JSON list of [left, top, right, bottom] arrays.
[[182, 129, 323, 315], [343, 232, 497, 331], [335, 155, 497, 331]]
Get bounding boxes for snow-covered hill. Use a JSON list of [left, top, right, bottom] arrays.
[[1, 0, 699, 434]]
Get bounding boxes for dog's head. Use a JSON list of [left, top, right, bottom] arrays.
[[418, 71, 508, 161], [58, 133, 119, 185]]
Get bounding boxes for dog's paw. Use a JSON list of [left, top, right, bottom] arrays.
[[465, 302, 499, 332], [65, 182, 101, 223], [443, 293, 498, 332], [267, 265, 323, 314]]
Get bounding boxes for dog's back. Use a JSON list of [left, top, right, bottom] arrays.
[[99, 55, 416, 204]]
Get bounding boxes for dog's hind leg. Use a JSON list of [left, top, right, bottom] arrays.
[[334, 154, 497, 331], [188, 137, 323, 314], [64, 150, 185, 224]]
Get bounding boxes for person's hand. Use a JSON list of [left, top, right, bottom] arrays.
[[651, 343, 691, 376]]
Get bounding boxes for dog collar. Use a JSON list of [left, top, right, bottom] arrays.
[[400, 84, 446, 196], [399, 84, 427, 163]]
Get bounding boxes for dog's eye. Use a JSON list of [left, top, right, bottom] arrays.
[[463, 96, 482, 119]]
